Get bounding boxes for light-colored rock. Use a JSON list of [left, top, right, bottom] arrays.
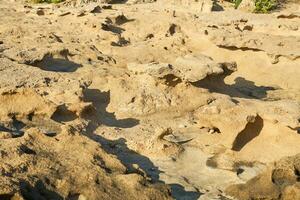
[[0, 0, 299, 199], [238, 0, 256, 12]]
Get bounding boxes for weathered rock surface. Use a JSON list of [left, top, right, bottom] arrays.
[[0, 0, 299, 199], [226, 154, 300, 200]]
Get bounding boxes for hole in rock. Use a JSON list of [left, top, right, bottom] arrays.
[[0, 116, 25, 138], [206, 157, 218, 168], [51, 105, 78, 123], [19, 145, 36, 155], [162, 74, 182, 87], [12, 116, 26, 130], [236, 168, 245, 175], [295, 168, 300, 181], [27, 112, 34, 121]]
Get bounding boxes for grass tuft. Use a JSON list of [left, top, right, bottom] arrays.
[[254, 0, 278, 13]]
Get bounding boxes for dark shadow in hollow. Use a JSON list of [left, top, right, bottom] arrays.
[[192, 73, 277, 100], [0, 116, 25, 137], [34, 57, 82, 72], [108, 0, 129, 4], [20, 180, 63, 200], [101, 23, 125, 34], [50, 104, 78, 123], [232, 115, 264, 151], [86, 133, 202, 200], [83, 89, 139, 129], [170, 184, 203, 200], [29, 49, 82, 72]]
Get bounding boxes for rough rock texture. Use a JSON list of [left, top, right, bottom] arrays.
[[0, 128, 171, 200], [209, 29, 300, 64], [0, 0, 299, 199], [226, 154, 300, 200], [127, 54, 237, 83]]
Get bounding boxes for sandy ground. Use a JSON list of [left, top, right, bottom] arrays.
[[0, 0, 299, 199]]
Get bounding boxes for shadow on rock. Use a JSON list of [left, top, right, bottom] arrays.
[[83, 89, 139, 129], [34, 57, 82, 72], [108, 0, 128, 4], [170, 184, 204, 200], [193, 74, 277, 100], [29, 49, 82, 72], [86, 134, 202, 200], [20, 180, 63, 200], [0, 116, 26, 138], [232, 115, 264, 151]]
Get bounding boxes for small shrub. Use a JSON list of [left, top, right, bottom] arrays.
[[254, 0, 278, 13], [230, 0, 278, 13]]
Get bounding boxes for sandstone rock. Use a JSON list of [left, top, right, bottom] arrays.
[[174, 54, 224, 82], [128, 55, 236, 83], [127, 62, 175, 79], [1, 0, 300, 199], [226, 154, 300, 200]]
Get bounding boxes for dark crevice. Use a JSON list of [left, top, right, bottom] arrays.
[[19, 145, 37, 155], [162, 74, 182, 87], [217, 45, 262, 52]]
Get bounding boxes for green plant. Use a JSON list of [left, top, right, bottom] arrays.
[[254, 0, 278, 13], [230, 0, 278, 13], [233, 0, 243, 9]]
